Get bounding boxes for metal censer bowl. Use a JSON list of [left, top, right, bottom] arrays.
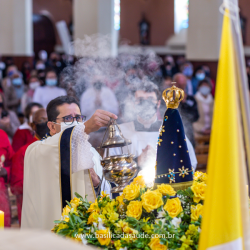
[[99, 119, 138, 193]]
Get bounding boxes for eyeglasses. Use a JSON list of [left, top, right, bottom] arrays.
[[55, 115, 86, 125]]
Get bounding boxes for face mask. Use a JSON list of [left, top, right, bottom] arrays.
[[46, 79, 57, 86], [54, 121, 80, 132], [35, 122, 50, 139], [36, 64, 45, 70], [199, 86, 211, 96], [29, 82, 40, 90], [183, 67, 193, 77], [196, 73, 205, 81], [12, 78, 22, 86], [136, 99, 157, 120], [60, 121, 80, 131]]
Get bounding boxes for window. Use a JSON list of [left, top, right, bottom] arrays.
[[114, 0, 120, 30], [174, 0, 189, 33]]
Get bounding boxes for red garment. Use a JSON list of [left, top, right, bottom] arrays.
[[12, 128, 34, 152], [0, 129, 14, 227], [10, 137, 37, 224]]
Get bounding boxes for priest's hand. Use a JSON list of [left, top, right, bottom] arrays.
[[84, 109, 117, 134], [89, 168, 100, 187]]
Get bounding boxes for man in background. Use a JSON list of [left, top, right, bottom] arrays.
[[11, 108, 49, 225], [12, 102, 43, 152], [110, 79, 197, 184]]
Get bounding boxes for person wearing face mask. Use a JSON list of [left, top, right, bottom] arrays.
[[160, 55, 178, 78], [35, 60, 46, 71], [33, 69, 66, 108], [181, 62, 194, 95], [21, 61, 32, 84], [4, 72, 26, 113], [110, 79, 197, 175], [12, 102, 43, 152], [80, 78, 119, 121], [22, 96, 116, 230], [202, 65, 216, 96], [11, 108, 49, 225], [0, 92, 20, 141], [21, 76, 41, 112], [193, 79, 214, 136], [191, 67, 206, 95], [1, 64, 18, 91]]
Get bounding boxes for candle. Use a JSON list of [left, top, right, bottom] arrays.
[[0, 210, 4, 229]]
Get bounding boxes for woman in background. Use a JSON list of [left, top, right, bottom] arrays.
[[193, 78, 214, 136], [0, 92, 20, 141], [21, 76, 41, 112], [0, 129, 14, 227]]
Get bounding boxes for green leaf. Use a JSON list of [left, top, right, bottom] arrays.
[[54, 220, 62, 224], [160, 238, 167, 244], [74, 192, 83, 200], [57, 228, 71, 236], [66, 201, 71, 208]]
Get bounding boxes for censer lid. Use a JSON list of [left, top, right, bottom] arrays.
[[101, 122, 131, 148]]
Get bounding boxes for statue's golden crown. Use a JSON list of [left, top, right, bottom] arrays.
[[162, 83, 184, 109]]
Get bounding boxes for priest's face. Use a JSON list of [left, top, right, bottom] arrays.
[[48, 103, 81, 135], [134, 90, 161, 121]]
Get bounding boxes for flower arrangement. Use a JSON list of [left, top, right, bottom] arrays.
[[53, 171, 207, 250]]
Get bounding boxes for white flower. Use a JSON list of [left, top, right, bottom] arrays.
[[171, 217, 182, 229], [60, 215, 69, 221], [155, 218, 166, 228], [198, 227, 201, 233], [157, 210, 166, 218], [93, 222, 97, 227], [97, 217, 106, 230], [120, 248, 127, 250]]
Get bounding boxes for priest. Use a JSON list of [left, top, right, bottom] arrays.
[[110, 80, 197, 185], [21, 96, 116, 230]]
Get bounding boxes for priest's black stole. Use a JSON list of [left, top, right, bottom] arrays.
[[59, 126, 75, 210]]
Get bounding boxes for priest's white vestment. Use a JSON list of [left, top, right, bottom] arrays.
[[21, 124, 107, 230]]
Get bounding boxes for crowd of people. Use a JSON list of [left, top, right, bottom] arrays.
[[0, 49, 218, 227]]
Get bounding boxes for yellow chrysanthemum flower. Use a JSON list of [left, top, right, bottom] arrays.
[[109, 211, 119, 223], [193, 171, 208, 183], [114, 240, 122, 250], [87, 199, 100, 213], [185, 224, 198, 236], [87, 211, 99, 225], [62, 205, 71, 217], [70, 197, 81, 209]]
